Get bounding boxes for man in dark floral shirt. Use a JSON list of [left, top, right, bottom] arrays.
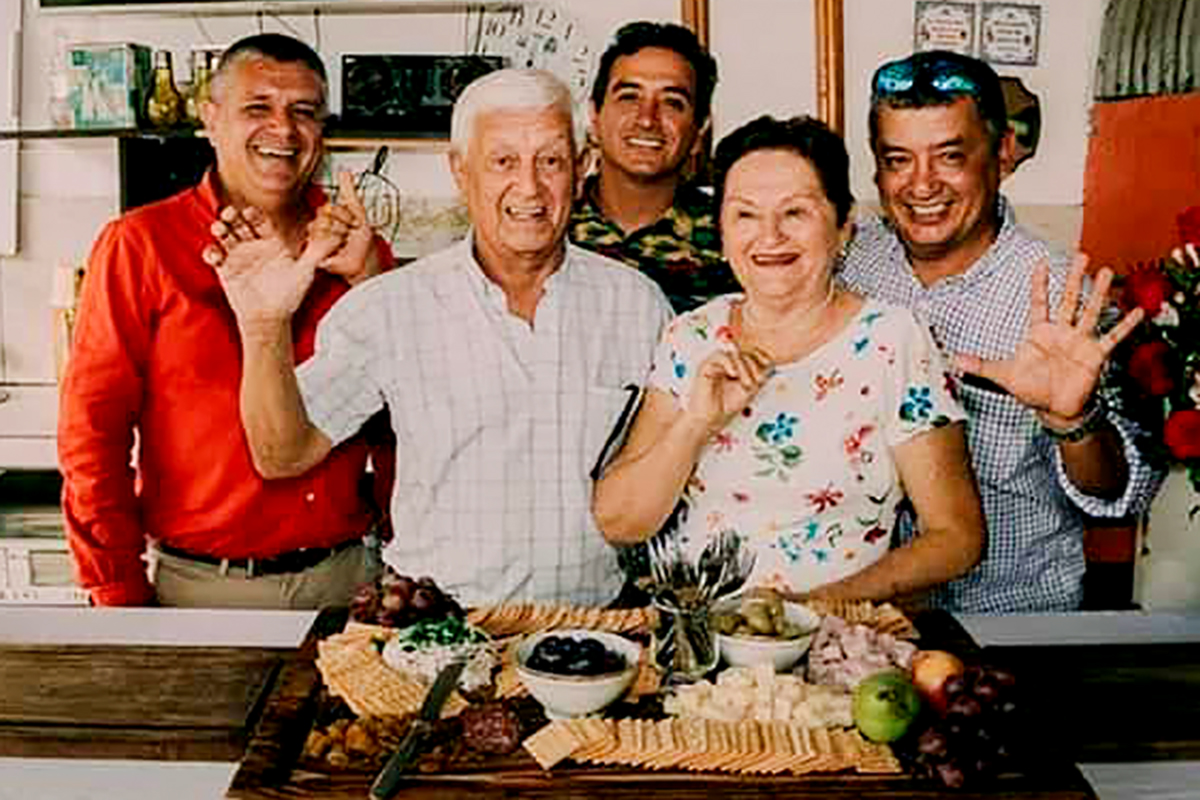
[[571, 21, 738, 313]]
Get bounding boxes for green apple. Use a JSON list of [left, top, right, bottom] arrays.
[[853, 669, 922, 743]]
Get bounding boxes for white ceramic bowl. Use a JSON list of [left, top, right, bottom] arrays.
[[515, 629, 641, 719], [715, 599, 822, 672]]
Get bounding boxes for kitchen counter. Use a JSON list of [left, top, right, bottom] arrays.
[[1, 608, 1198, 799]]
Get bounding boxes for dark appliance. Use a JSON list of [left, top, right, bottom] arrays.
[[340, 54, 504, 136]]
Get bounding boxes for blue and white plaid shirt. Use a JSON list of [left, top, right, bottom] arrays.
[[839, 197, 1162, 613]]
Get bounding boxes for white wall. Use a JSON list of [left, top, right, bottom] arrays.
[[0, 0, 1110, 468]]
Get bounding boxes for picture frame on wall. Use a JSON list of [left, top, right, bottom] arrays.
[[913, 1, 976, 56], [981, 2, 1041, 66]]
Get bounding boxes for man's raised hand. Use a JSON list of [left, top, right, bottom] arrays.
[[204, 205, 343, 331], [952, 254, 1144, 425], [310, 171, 380, 286]]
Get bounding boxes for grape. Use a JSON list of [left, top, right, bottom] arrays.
[[987, 666, 1017, 688], [381, 590, 404, 612], [942, 673, 967, 701], [917, 727, 949, 758], [935, 761, 967, 789], [347, 569, 464, 627], [973, 674, 1000, 704], [946, 695, 983, 720], [897, 660, 1026, 791], [410, 587, 435, 611]]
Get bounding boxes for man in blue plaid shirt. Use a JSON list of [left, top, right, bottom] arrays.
[[840, 51, 1161, 613]]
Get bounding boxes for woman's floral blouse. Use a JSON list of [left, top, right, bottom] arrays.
[[647, 294, 965, 595]]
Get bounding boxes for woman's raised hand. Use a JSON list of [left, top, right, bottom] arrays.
[[683, 347, 774, 437]]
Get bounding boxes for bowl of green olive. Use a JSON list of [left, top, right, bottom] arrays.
[[712, 593, 822, 672]]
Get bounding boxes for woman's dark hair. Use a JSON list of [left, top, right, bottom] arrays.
[[591, 21, 718, 125], [713, 115, 854, 229]]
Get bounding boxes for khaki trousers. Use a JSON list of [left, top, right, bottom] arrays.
[[151, 543, 374, 610]]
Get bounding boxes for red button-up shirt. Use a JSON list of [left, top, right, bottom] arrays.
[[58, 172, 391, 606]]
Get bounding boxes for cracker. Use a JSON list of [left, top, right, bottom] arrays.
[[568, 718, 617, 763], [786, 726, 819, 775], [857, 738, 904, 774], [645, 719, 681, 770], [523, 721, 583, 771], [761, 722, 794, 775], [735, 720, 769, 774], [676, 716, 710, 771]]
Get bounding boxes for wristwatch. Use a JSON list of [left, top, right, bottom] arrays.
[[1041, 396, 1108, 443]]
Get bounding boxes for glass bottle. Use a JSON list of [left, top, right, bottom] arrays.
[[146, 49, 183, 129], [184, 51, 212, 125]]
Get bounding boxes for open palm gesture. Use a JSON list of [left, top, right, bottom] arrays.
[[953, 255, 1145, 423], [204, 206, 341, 329]]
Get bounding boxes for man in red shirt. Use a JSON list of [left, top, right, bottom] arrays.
[[58, 33, 391, 608]]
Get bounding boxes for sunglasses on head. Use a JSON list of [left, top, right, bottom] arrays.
[[872, 54, 983, 100]]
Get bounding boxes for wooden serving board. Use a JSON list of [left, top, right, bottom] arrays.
[[0, 641, 288, 761], [226, 609, 1097, 800]]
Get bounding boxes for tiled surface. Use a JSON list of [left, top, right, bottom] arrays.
[[0, 606, 317, 647], [1080, 761, 1200, 800], [0, 759, 238, 800], [958, 611, 1200, 646]]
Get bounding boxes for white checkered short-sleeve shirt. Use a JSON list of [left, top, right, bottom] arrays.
[[297, 238, 672, 606], [839, 197, 1162, 613]]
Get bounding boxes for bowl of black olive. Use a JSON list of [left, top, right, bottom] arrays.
[[515, 629, 641, 718]]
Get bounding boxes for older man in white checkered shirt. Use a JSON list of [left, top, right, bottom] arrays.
[[210, 69, 672, 607], [840, 51, 1161, 613]]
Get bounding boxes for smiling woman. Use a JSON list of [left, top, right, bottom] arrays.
[[593, 114, 984, 606]]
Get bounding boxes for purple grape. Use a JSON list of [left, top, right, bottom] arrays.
[[410, 587, 435, 611], [917, 727, 950, 758], [942, 673, 967, 701], [381, 589, 404, 613], [946, 695, 983, 720], [349, 583, 380, 623], [973, 674, 1000, 704], [936, 761, 967, 789], [988, 666, 1017, 688]]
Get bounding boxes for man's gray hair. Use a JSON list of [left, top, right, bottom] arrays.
[[210, 33, 328, 110], [450, 68, 582, 156]]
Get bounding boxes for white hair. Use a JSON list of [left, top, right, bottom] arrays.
[[450, 68, 583, 156]]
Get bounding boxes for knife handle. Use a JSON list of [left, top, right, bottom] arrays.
[[370, 723, 426, 800]]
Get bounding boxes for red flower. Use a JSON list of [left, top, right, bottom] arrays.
[[1127, 340, 1176, 396], [1123, 265, 1174, 314], [1164, 409, 1200, 461], [1177, 206, 1200, 244]]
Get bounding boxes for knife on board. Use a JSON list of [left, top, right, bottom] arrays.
[[369, 656, 468, 800]]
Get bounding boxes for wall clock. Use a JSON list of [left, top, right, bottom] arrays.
[[470, 2, 594, 106]]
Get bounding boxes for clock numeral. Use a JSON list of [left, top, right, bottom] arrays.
[[534, 7, 558, 31]]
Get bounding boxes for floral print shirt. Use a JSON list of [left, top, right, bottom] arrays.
[[647, 295, 965, 595]]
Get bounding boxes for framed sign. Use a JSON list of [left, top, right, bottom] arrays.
[[981, 2, 1041, 66], [914, 1, 976, 56]]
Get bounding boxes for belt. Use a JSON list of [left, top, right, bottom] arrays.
[[156, 538, 360, 577]]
